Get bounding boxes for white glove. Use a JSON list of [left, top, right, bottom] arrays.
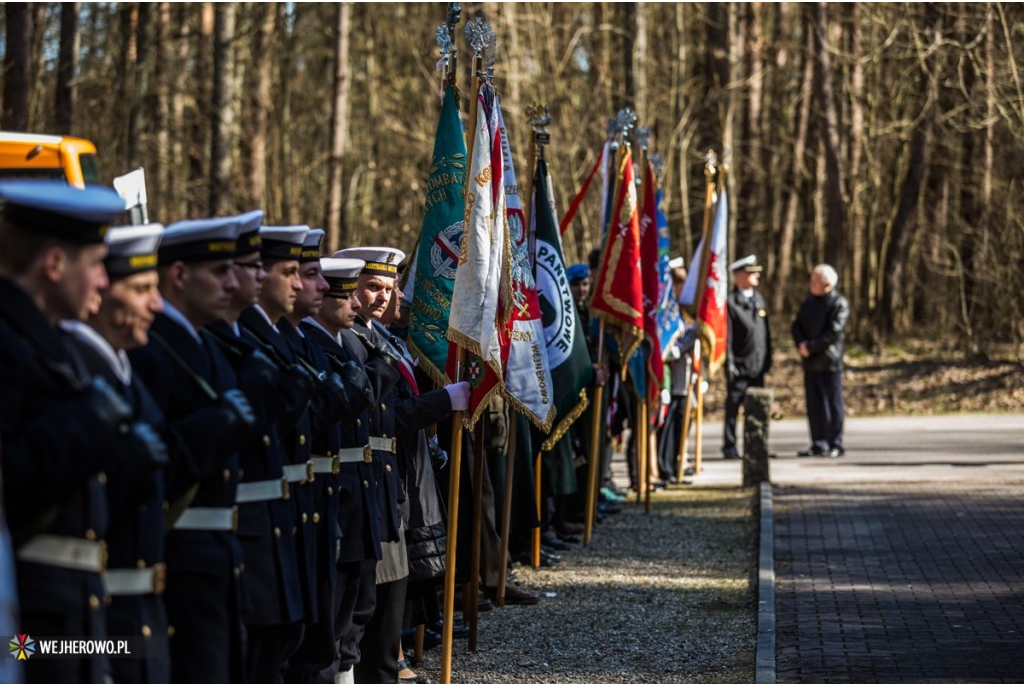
[[666, 345, 682, 361], [660, 389, 672, 405], [444, 381, 471, 411]]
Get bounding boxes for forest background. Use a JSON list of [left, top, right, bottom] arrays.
[[3, 2, 1024, 362]]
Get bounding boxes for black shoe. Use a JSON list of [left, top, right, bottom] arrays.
[[722, 450, 740, 460], [826, 447, 844, 458], [540, 533, 570, 551], [797, 447, 824, 457], [597, 501, 621, 515]]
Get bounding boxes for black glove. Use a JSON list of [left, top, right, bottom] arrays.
[[323, 371, 351, 411], [338, 360, 372, 403], [370, 339, 399, 368], [245, 348, 279, 386], [219, 388, 256, 428], [286, 362, 318, 401], [129, 421, 170, 467], [85, 376, 132, 429]]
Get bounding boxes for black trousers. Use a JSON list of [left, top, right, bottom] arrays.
[[657, 395, 687, 479], [723, 374, 764, 457], [354, 576, 407, 684], [336, 559, 378, 674], [803, 369, 844, 452]]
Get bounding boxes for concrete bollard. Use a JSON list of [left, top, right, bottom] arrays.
[[743, 388, 773, 486]]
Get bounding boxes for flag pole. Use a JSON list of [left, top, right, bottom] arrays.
[[689, 151, 717, 476], [440, 20, 481, 684], [637, 134, 653, 514], [496, 408, 516, 606], [467, 424, 484, 651], [584, 320, 606, 545], [675, 350, 696, 482]]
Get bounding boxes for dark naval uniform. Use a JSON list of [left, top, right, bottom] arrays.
[[301, 318, 382, 675], [723, 285, 772, 458], [0, 181, 148, 684], [62, 322, 172, 684], [206, 319, 309, 681], [0, 279, 124, 684], [239, 307, 320, 631], [129, 309, 250, 683]]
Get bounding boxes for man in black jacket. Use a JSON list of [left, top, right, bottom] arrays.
[[723, 255, 772, 460], [791, 264, 850, 458]]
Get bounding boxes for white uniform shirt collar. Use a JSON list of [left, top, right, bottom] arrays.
[[302, 316, 342, 346], [162, 300, 202, 343], [252, 304, 280, 333], [59, 319, 132, 386]]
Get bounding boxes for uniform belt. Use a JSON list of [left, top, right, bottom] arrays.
[[311, 455, 340, 475], [173, 506, 237, 532], [369, 436, 396, 453], [104, 563, 167, 596], [283, 461, 316, 484], [337, 445, 373, 464], [236, 477, 289, 503], [17, 534, 107, 573]]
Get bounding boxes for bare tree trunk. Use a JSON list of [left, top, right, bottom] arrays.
[[154, 2, 171, 219], [812, 2, 845, 272], [190, 3, 214, 216], [633, 2, 648, 120], [3, 4, 32, 131], [278, 3, 296, 224], [877, 9, 940, 335], [117, 4, 139, 171], [249, 3, 275, 210], [618, 3, 636, 112], [171, 5, 190, 218], [325, 2, 352, 253], [55, 3, 81, 135], [29, 3, 47, 129], [210, 2, 237, 216], [772, 18, 814, 314], [848, 4, 867, 323]]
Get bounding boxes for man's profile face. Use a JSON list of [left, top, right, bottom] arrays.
[[181, 259, 239, 325], [261, 259, 302, 317], [294, 261, 328, 318], [57, 243, 110, 321], [95, 271, 163, 349], [354, 273, 395, 321], [231, 253, 266, 310], [735, 270, 760, 289], [321, 291, 361, 331]]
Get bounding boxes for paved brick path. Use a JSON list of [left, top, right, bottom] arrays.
[[775, 484, 1024, 683]]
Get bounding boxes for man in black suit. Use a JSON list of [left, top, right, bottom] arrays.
[[128, 216, 256, 683], [723, 254, 772, 460], [0, 180, 156, 684]]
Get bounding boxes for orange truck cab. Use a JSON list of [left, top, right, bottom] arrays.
[[0, 131, 101, 188]]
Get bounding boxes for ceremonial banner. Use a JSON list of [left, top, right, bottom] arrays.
[[696, 189, 729, 375], [408, 85, 466, 384], [639, 159, 664, 398], [655, 187, 684, 358], [447, 85, 508, 427], [497, 101, 555, 432], [590, 150, 645, 373], [533, 156, 593, 450]]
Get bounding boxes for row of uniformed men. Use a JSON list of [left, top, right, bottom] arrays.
[[0, 180, 470, 684]]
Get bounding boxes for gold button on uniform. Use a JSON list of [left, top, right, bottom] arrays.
[[302, 513, 308, 523], [233, 567, 240, 578], [223, 468, 231, 482], [89, 595, 100, 610], [263, 435, 272, 447], [327, 487, 334, 496], [292, 526, 298, 536], [142, 625, 152, 638], [167, 626, 175, 638], [363, 480, 369, 489], [85, 529, 97, 541], [97, 472, 107, 485], [355, 419, 361, 427], [274, 527, 282, 538], [380, 403, 387, 411], [385, 464, 392, 473], [137, 559, 146, 569], [299, 435, 307, 446], [313, 513, 320, 524]]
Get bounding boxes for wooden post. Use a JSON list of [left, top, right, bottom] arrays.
[[583, 321, 606, 545], [440, 42, 479, 682], [467, 425, 485, 651]]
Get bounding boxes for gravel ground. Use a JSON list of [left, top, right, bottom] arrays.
[[412, 485, 758, 684]]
